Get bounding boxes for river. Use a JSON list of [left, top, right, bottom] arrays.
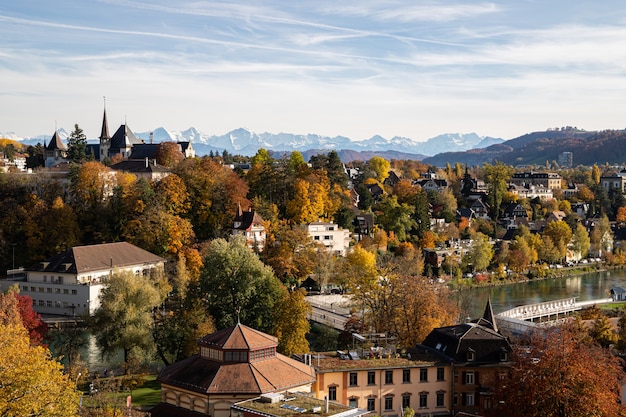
[[464, 270, 626, 318]]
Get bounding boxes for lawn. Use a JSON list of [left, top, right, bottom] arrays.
[[129, 375, 161, 407]]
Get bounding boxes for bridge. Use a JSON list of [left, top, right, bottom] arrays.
[[306, 295, 351, 331], [496, 296, 614, 334]]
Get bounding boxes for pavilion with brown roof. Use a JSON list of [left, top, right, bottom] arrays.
[[154, 323, 316, 417]]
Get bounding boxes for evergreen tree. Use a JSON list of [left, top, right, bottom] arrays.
[[67, 123, 88, 164]]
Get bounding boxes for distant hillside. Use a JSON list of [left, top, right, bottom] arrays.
[[301, 149, 426, 163], [423, 129, 626, 167]]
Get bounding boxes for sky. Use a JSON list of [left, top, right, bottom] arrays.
[[2, 1, 626, 142]]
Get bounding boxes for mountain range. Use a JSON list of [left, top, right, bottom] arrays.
[[6, 126, 626, 167], [2, 127, 503, 159]]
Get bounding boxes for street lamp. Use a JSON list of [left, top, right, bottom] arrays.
[[10, 243, 16, 272]]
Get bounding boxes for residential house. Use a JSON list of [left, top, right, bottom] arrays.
[[469, 199, 490, 220], [154, 323, 316, 417], [418, 300, 512, 416], [507, 183, 553, 200], [600, 169, 626, 194], [233, 205, 267, 251], [546, 210, 566, 223], [502, 203, 528, 220], [509, 171, 562, 190], [307, 222, 351, 256], [383, 171, 401, 187], [232, 393, 367, 417], [353, 213, 374, 242], [312, 350, 451, 417], [3, 242, 165, 316]]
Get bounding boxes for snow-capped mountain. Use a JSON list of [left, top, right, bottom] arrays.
[[3, 127, 503, 157], [135, 128, 502, 157]]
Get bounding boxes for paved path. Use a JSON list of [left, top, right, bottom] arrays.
[[306, 295, 352, 330]]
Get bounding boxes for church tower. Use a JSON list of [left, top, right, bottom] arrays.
[[99, 98, 110, 161]]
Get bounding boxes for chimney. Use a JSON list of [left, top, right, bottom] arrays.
[[145, 157, 149, 168], [149, 132, 154, 144]]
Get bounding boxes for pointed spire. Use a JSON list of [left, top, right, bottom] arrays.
[[100, 97, 110, 141], [237, 202, 243, 218], [482, 297, 498, 332]]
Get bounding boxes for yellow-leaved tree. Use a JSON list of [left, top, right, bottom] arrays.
[[0, 318, 80, 416], [273, 288, 311, 356]]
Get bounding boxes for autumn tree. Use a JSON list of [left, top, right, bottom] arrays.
[[483, 161, 514, 220], [89, 271, 167, 372], [154, 141, 185, 168], [368, 156, 391, 183], [200, 236, 285, 333], [541, 220, 573, 262], [489, 323, 626, 417], [0, 285, 48, 346], [570, 222, 591, 260], [154, 256, 215, 365], [174, 157, 249, 239], [0, 303, 80, 416], [463, 232, 493, 272], [272, 288, 311, 356], [373, 195, 415, 241], [263, 221, 317, 286]]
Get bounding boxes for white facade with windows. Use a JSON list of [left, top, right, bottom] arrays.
[[307, 221, 351, 256], [4, 242, 165, 316]]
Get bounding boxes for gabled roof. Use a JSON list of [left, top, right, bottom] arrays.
[[419, 300, 511, 364], [26, 242, 164, 274], [46, 131, 67, 151], [199, 323, 277, 351], [234, 208, 265, 231], [109, 124, 143, 151]]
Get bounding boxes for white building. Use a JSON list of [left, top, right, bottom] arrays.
[[6, 242, 164, 316], [307, 221, 351, 256]]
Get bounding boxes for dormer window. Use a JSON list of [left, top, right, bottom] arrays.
[[500, 349, 508, 362], [224, 351, 248, 362], [467, 349, 475, 362]]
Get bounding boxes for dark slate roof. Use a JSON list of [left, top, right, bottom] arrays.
[[419, 300, 511, 365], [128, 143, 159, 160], [109, 159, 170, 175], [46, 131, 67, 151], [109, 124, 143, 151], [234, 208, 265, 231], [100, 109, 110, 140], [26, 242, 164, 274]]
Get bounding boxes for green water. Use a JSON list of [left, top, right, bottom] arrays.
[[464, 270, 626, 318]]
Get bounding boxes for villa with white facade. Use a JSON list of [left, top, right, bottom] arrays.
[[5, 242, 164, 316]]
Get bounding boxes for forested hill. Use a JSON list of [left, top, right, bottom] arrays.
[[422, 129, 626, 167]]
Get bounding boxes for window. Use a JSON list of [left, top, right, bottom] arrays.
[[420, 368, 428, 382], [64, 289, 69, 294], [349, 399, 358, 408], [402, 369, 411, 383], [385, 370, 393, 384], [367, 398, 375, 411], [465, 393, 474, 406], [437, 367, 445, 381], [465, 371, 474, 385], [46, 301, 52, 307], [453, 393, 458, 406], [467, 350, 475, 361], [328, 386, 337, 401], [484, 397, 491, 409], [22, 286, 28, 292], [30, 287, 36, 292], [324, 235, 333, 240], [436, 392, 445, 407], [47, 288, 52, 293], [402, 394, 410, 409], [349, 372, 358, 387], [367, 371, 376, 385], [43, 275, 47, 282], [419, 393, 428, 409], [384, 396, 393, 411], [72, 290, 77, 295]]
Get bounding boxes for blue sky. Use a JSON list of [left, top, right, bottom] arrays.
[[2, 0, 626, 142]]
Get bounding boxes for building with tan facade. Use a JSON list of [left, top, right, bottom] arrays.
[[312, 350, 451, 417]]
